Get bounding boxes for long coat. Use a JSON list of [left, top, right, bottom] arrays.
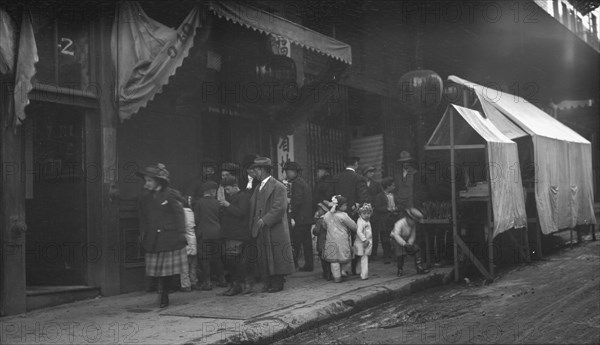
[[323, 210, 357, 263], [249, 176, 295, 276], [138, 188, 187, 253], [334, 168, 369, 211], [289, 176, 313, 226]]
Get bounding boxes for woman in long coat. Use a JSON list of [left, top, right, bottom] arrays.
[[323, 195, 357, 282], [137, 163, 187, 308]]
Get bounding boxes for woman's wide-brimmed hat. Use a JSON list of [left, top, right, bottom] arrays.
[[397, 151, 414, 162], [221, 162, 239, 172], [136, 163, 170, 182], [362, 166, 376, 175], [250, 157, 273, 169], [406, 207, 424, 222]]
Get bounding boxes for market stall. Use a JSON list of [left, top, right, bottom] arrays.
[[448, 76, 597, 256], [425, 104, 528, 281]]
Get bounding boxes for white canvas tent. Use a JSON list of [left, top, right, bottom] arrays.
[[426, 104, 528, 238], [426, 104, 528, 281], [448, 76, 597, 235]]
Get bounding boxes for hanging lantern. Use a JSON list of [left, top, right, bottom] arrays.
[[255, 55, 297, 104], [397, 70, 443, 113], [443, 84, 461, 104]]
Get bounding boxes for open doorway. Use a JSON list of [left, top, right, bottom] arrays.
[[24, 102, 87, 286]]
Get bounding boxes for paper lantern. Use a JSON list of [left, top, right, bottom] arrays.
[[398, 70, 443, 113]]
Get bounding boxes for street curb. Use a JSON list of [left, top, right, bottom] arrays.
[[194, 268, 453, 344]]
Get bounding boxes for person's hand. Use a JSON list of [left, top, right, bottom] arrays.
[[364, 240, 370, 248], [291, 218, 296, 228], [218, 200, 230, 207], [257, 218, 265, 230]]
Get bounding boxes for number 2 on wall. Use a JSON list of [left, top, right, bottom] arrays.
[[58, 38, 75, 56]]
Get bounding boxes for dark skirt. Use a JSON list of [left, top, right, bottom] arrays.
[[145, 247, 188, 277]]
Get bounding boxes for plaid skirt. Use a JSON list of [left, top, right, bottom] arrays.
[[145, 247, 188, 277]]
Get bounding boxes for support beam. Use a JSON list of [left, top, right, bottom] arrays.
[[453, 232, 494, 280]]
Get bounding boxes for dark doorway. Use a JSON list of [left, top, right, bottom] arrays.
[[24, 102, 87, 286]]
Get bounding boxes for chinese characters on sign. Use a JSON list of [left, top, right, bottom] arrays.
[[269, 35, 291, 57], [277, 135, 294, 180]]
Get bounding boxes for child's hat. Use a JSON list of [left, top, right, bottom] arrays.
[[358, 203, 373, 215], [406, 207, 424, 222], [201, 181, 219, 193]]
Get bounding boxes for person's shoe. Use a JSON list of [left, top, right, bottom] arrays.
[[242, 283, 254, 295], [224, 283, 243, 296], [159, 292, 169, 308], [200, 282, 213, 291], [180, 286, 192, 292], [397, 268, 404, 277], [192, 283, 203, 291], [326, 273, 333, 281], [221, 284, 233, 296], [333, 277, 343, 283], [416, 266, 430, 274]]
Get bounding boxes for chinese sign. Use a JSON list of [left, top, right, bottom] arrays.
[[277, 135, 294, 180], [269, 35, 291, 57]]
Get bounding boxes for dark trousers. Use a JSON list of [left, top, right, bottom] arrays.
[[378, 212, 398, 259], [224, 254, 246, 284], [371, 216, 380, 256], [319, 252, 331, 279], [291, 224, 314, 270]]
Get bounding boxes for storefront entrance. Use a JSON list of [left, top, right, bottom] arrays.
[[24, 102, 87, 286]]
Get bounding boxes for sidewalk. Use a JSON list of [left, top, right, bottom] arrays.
[[0, 260, 453, 345]]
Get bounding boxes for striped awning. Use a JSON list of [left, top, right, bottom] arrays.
[[207, 1, 352, 64]]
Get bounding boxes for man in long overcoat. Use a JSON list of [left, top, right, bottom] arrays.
[[334, 154, 369, 275], [248, 157, 295, 292]]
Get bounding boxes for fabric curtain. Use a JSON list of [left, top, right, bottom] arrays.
[[0, 8, 15, 75], [111, 1, 202, 121], [13, 9, 38, 126]]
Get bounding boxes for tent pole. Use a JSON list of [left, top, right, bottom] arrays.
[[450, 109, 459, 282], [485, 147, 494, 278]]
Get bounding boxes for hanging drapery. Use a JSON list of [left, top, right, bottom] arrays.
[[13, 8, 38, 126], [111, 1, 202, 121], [0, 8, 15, 75]]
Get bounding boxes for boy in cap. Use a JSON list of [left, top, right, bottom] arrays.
[[218, 176, 250, 296], [284, 161, 314, 272], [194, 180, 226, 290], [390, 207, 429, 276]]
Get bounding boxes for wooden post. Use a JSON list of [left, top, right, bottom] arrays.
[[1, 78, 27, 315], [485, 148, 494, 277], [450, 109, 459, 282]]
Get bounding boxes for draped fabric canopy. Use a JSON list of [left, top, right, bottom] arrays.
[[111, 2, 202, 121], [426, 104, 528, 238], [448, 76, 597, 234], [0, 8, 15, 75]]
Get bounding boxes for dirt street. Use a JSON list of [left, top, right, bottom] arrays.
[[277, 240, 600, 344]]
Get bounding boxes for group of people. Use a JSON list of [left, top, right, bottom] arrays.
[[136, 151, 430, 308]]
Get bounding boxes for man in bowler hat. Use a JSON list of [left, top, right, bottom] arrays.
[[248, 157, 295, 292]]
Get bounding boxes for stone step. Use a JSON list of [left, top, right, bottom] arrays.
[[26, 286, 100, 311]]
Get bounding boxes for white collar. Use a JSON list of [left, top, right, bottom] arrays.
[[345, 167, 355, 172]]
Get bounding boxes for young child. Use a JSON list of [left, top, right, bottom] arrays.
[[323, 195, 357, 283], [354, 203, 373, 280], [194, 181, 226, 290], [180, 200, 198, 291], [390, 207, 429, 276], [312, 202, 331, 280]]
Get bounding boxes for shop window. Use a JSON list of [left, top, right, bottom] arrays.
[[32, 11, 90, 90]]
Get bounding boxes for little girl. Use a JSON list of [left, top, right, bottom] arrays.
[[323, 195, 357, 283], [353, 203, 373, 280], [312, 202, 331, 280]]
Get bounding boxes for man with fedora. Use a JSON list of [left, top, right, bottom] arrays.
[[284, 161, 314, 272], [313, 162, 335, 211], [394, 151, 420, 217], [334, 153, 369, 275], [390, 207, 429, 276], [240, 154, 260, 195], [248, 157, 295, 292]]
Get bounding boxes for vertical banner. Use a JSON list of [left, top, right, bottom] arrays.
[[277, 135, 294, 180]]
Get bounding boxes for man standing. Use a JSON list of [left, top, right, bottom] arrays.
[[334, 154, 368, 275], [363, 166, 382, 259], [313, 162, 335, 209], [394, 151, 420, 216], [249, 157, 295, 292], [284, 161, 314, 272]]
